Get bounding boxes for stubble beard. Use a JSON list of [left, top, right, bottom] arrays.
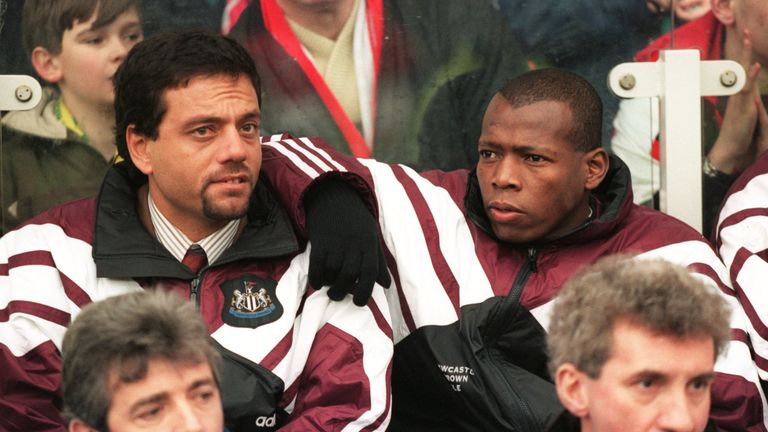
[[201, 188, 251, 221], [201, 163, 255, 221]]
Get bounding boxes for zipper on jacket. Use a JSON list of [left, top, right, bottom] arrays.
[[190, 276, 201, 307], [487, 247, 545, 431], [487, 354, 545, 432], [508, 248, 538, 304]]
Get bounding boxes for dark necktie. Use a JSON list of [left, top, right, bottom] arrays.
[[182, 245, 208, 274]]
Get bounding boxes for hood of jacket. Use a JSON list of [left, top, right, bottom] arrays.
[[1, 87, 73, 142]]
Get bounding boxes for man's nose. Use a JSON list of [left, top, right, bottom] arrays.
[[656, 391, 699, 432], [175, 400, 205, 432], [217, 127, 249, 162], [492, 157, 521, 190]]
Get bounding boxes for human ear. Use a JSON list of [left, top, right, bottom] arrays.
[[711, 0, 735, 26], [68, 419, 99, 432], [554, 364, 590, 418], [126, 125, 153, 175], [30, 47, 63, 83], [583, 148, 609, 191]]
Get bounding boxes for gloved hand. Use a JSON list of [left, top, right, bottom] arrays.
[[305, 178, 391, 306]]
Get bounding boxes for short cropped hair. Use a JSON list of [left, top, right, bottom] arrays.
[[61, 290, 220, 430], [497, 68, 602, 152], [22, 0, 140, 56], [547, 256, 730, 378], [114, 30, 261, 179]]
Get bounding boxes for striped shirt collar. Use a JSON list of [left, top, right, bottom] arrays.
[[147, 192, 240, 264]]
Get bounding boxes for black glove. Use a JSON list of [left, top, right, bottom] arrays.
[[305, 178, 391, 306]]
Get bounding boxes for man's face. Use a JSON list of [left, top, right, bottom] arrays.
[[476, 97, 595, 243], [130, 74, 261, 239], [55, 7, 143, 108], [577, 320, 715, 432], [105, 359, 223, 432]]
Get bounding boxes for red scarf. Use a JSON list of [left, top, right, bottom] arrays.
[[225, 0, 383, 158]]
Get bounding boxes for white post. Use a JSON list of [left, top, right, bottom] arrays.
[[608, 50, 744, 233], [0, 75, 42, 111], [658, 50, 703, 227]]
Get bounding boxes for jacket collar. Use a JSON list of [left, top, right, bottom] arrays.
[[465, 154, 633, 248], [1, 87, 72, 142], [93, 164, 299, 278]]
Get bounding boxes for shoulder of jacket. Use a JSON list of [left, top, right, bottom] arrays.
[[2, 87, 68, 141]]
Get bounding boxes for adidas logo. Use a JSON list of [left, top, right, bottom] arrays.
[[255, 413, 277, 428]]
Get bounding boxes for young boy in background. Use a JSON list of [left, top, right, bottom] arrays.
[[0, 0, 143, 232]]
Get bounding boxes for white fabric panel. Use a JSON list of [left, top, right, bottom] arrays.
[[0, 314, 68, 356], [399, 165, 495, 308], [717, 173, 768, 231], [361, 160, 459, 331], [263, 141, 321, 179], [1, 223, 98, 299]]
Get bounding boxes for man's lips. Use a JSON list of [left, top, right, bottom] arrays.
[[487, 201, 524, 222], [209, 173, 252, 189], [214, 174, 248, 184]]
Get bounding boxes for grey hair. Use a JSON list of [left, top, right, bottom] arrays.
[[61, 289, 220, 430], [547, 255, 731, 378]]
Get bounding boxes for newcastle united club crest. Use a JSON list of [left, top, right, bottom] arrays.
[[220, 275, 283, 328]]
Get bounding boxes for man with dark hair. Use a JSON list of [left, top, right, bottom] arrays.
[[260, 68, 765, 429], [63, 290, 223, 432], [549, 256, 730, 432], [0, 30, 392, 431], [495, 68, 602, 153]]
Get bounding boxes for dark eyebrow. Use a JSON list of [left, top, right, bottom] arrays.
[[691, 372, 716, 383], [188, 377, 217, 392], [181, 111, 260, 130], [128, 392, 169, 416], [628, 370, 666, 383], [510, 144, 540, 154], [478, 136, 543, 153], [239, 112, 261, 124], [126, 378, 216, 416], [181, 116, 221, 129]]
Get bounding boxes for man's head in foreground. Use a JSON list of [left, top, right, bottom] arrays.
[[114, 30, 263, 241], [62, 290, 222, 431], [548, 256, 730, 432], [477, 68, 609, 244]]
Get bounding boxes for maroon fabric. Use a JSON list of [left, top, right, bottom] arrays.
[[0, 341, 65, 432], [284, 324, 369, 431], [181, 245, 208, 274]]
